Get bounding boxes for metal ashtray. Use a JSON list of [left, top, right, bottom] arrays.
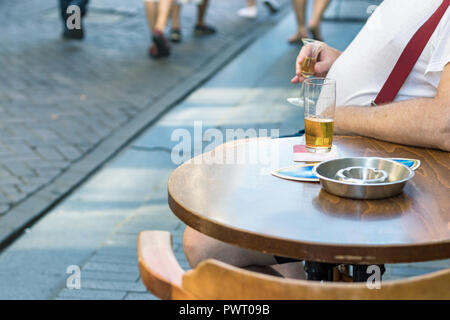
[[313, 157, 414, 199]]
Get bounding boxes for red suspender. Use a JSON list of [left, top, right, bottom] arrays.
[[373, 0, 450, 106]]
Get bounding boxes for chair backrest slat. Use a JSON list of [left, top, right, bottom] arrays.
[[182, 259, 450, 300], [138, 231, 193, 299]]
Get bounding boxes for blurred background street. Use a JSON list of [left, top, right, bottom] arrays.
[[0, 0, 294, 245]]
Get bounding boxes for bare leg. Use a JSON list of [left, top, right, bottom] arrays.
[[194, 0, 216, 35], [289, 0, 308, 43], [183, 226, 306, 279], [154, 0, 174, 33], [146, 0, 174, 58], [183, 226, 277, 268], [308, 0, 330, 41], [196, 0, 209, 26], [144, 0, 158, 32], [171, 3, 181, 30], [272, 262, 307, 279], [248, 0, 256, 7]]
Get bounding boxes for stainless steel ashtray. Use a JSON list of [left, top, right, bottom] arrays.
[[313, 157, 414, 199]]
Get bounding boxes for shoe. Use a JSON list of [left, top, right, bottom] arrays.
[[288, 27, 308, 44], [263, 0, 280, 14], [62, 27, 84, 40], [169, 28, 182, 43], [193, 24, 217, 36], [149, 30, 171, 58], [237, 6, 258, 19]]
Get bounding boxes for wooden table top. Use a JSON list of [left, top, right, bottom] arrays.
[[168, 136, 450, 264]]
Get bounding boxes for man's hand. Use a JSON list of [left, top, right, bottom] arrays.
[[291, 43, 342, 83]]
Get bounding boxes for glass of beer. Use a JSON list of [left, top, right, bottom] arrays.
[[303, 78, 336, 153]]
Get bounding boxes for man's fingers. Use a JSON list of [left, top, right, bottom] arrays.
[[295, 52, 306, 75], [314, 61, 329, 74], [291, 75, 306, 83], [295, 54, 304, 76]]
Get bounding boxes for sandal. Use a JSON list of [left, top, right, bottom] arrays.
[[263, 0, 280, 14], [308, 26, 323, 42], [169, 28, 182, 43], [288, 29, 308, 44], [194, 24, 217, 36], [149, 30, 171, 59]]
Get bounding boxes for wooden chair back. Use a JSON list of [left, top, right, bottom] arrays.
[[138, 231, 450, 300]]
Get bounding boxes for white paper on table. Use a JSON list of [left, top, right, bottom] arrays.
[[293, 145, 339, 162]]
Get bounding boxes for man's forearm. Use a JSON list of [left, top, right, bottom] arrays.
[[334, 98, 450, 151]]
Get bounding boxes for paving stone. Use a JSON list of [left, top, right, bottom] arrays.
[[389, 266, 443, 277], [0, 192, 12, 205], [58, 288, 127, 300], [3, 163, 35, 177], [400, 259, 450, 270], [34, 168, 62, 180], [89, 254, 139, 266], [0, 176, 22, 186], [118, 218, 181, 235], [26, 159, 70, 170], [55, 145, 83, 162], [1, 186, 27, 203], [104, 234, 138, 246], [0, 205, 11, 216], [96, 246, 137, 258], [17, 183, 43, 195], [80, 270, 140, 282], [19, 175, 54, 188], [83, 262, 138, 273], [34, 146, 66, 161], [4, 142, 35, 155], [81, 279, 147, 292], [125, 292, 158, 300]]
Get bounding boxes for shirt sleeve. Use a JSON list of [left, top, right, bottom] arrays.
[[425, 14, 450, 88]]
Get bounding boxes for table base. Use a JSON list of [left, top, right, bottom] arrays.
[[304, 261, 386, 282]]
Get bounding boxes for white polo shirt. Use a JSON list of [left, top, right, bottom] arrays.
[[327, 0, 450, 107]]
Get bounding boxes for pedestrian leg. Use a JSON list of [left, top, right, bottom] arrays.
[[308, 0, 330, 41], [194, 0, 217, 36], [289, 0, 308, 44]]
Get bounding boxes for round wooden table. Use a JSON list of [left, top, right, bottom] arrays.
[[168, 136, 450, 275]]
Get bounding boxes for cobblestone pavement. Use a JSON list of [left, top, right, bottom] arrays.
[[0, 0, 295, 245]]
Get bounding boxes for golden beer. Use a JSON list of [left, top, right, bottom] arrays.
[[304, 117, 334, 152], [301, 56, 317, 77]]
